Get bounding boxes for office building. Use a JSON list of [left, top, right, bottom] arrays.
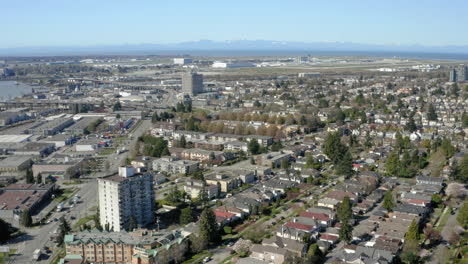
[[181, 72, 203, 96], [98, 167, 154, 232], [173, 58, 193, 65], [298, 72, 321, 78]]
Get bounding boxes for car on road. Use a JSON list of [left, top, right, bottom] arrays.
[[70, 216, 76, 220], [203, 257, 212, 263], [53, 218, 59, 222]]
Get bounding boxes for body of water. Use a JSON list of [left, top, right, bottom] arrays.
[[0, 81, 33, 101]]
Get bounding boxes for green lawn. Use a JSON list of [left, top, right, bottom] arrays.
[[181, 250, 212, 264], [99, 147, 117, 156], [74, 215, 96, 229], [0, 249, 17, 264], [436, 207, 451, 232], [53, 188, 76, 203]]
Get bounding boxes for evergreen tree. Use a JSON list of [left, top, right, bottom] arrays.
[[336, 150, 354, 179], [337, 196, 352, 222], [383, 190, 395, 212], [305, 154, 314, 168], [385, 150, 400, 176], [26, 169, 34, 184], [199, 208, 219, 244], [405, 118, 417, 132], [339, 220, 353, 244], [427, 104, 438, 121], [151, 112, 160, 123], [113, 101, 122, 111], [405, 220, 420, 241], [324, 132, 347, 165], [56, 216, 71, 246], [180, 207, 194, 225], [128, 216, 136, 231], [21, 209, 33, 227], [94, 206, 102, 230], [180, 135, 187, 148], [248, 139, 260, 155], [36, 173, 42, 184], [364, 133, 373, 149]]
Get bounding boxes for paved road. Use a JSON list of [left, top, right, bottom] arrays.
[[207, 247, 230, 264], [7, 180, 98, 264], [428, 205, 460, 264]]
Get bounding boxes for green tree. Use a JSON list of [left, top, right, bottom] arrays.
[[339, 220, 353, 244], [383, 190, 395, 212], [337, 196, 352, 223], [36, 173, 42, 184], [324, 132, 347, 164], [180, 207, 194, 225], [128, 216, 136, 231], [26, 169, 34, 184], [405, 118, 417, 132], [440, 138, 456, 159], [385, 150, 400, 176], [197, 185, 209, 208], [305, 154, 314, 168], [336, 150, 354, 179], [199, 208, 219, 244], [364, 133, 373, 149], [151, 112, 160, 123], [0, 218, 17, 243], [427, 104, 438, 121], [113, 101, 122, 111], [457, 199, 468, 228], [450, 82, 459, 97], [306, 243, 323, 264], [165, 186, 184, 207], [21, 209, 33, 227], [57, 216, 71, 246], [179, 135, 187, 148], [248, 139, 260, 155], [451, 154, 468, 183], [405, 219, 420, 241]]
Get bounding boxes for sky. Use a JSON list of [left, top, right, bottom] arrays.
[[1, 0, 468, 48]]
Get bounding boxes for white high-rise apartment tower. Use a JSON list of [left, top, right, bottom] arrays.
[[98, 166, 154, 232]]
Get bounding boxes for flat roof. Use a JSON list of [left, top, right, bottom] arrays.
[[0, 135, 32, 143]]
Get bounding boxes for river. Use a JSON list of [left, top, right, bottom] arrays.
[[0, 81, 33, 101]]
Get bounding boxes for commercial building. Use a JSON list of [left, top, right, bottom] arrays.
[[27, 117, 74, 135], [298, 72, 321, 78], [98, 167, 154, 232], [32, 156, 84, 180], [152, 156, 199, 175], [0, 111, 29, 126], [0, 156, 31, 173], [181, 72, 203, 96], [0, 183, 55, 221], [13, 142, 55, 157], [64, 117, 99, 135], [212, 61, 255, 68], [173, 58, 193, 65]]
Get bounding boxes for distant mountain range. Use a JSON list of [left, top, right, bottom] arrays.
[[1, 40, 468, 57]]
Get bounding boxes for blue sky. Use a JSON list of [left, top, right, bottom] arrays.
[[1, 0, 467, 48]]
